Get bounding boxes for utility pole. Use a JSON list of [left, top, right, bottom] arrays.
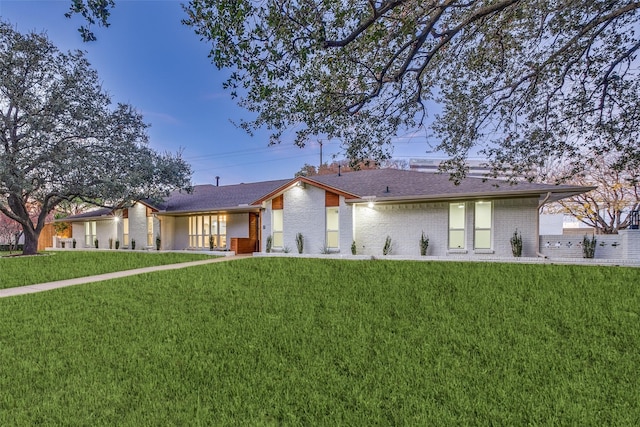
[[319, 140, 323, 169]]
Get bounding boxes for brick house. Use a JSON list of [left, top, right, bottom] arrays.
[[61, 169, 593, 258]]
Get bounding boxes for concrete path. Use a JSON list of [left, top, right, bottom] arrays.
[[0, 255, 249, 299]]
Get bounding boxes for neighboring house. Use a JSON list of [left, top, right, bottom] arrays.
[[61, 169, 593, 257]]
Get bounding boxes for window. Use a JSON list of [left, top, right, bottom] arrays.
[[123, 218, 129, 246], [188, 214, 227, 249], [474, 201, 492, 249], [84, 221, 96, 247], [326, 208, 339, 249], [272, 209, 283, 248], [147, 216, 154, 247], [449, 203, 466, 249]]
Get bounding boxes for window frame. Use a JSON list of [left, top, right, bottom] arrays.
[[448, 203, 466, 250], [474, 201, 493, 250], [326, 207, 340, 249]]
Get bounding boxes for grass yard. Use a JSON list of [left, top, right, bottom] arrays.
[[1, 257, 639, 425], [0, 251, 214, 289]]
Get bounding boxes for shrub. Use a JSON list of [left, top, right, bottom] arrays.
[[383, 236, 393, 255], [420, 231, 429, 256], [510, 229, 523, 257], [94, 238, 99, 249], [582, 235, 597, 258], [156, 235, 161, 251], [295, 232, 304, 254], [351, 240, 357, 255], [109, 237, 113, 250], [209, 235, 214, 251], [266, 236, 273, 253], [72, 238, 76, 248], [131, 239, 136, 250], [115, 239, 120, 250]]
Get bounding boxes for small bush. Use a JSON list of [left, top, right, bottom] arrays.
[[209, 235, 214, 251], [115, 239, 120, 250], [510, 229, 523, 257], [420, 231, 429, 256], [94, 238, 99, 249], [295, 232, 304, 254], [383, 236, 393, 255], [266, 236, 273, 253], [583, 235, 597, 258], [156, 235, 161, 251], [351, 240, 357, 255], [109, 238, 113, 250], [131, 239, 136, 250]]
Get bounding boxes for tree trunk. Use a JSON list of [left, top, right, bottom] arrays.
[[22, 227, 39, 255]]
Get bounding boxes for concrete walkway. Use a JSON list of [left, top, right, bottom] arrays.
[[0, 255, 250, 299]]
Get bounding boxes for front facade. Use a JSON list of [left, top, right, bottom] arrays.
[[62, 169, 593, 258]]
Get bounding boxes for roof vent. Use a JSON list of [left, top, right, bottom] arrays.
[[215, 176, 220, 186], [385, 186, 390, 193], [338, 165, 341, 176]]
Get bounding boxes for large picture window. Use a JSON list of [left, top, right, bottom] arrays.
[[84, 221, 96, 247], [449, 203, 466, 249], [272, 209, 283, 248], [474, 201, 492, 249], [326, 208, 339, 249], [188, 214, 227, 249]]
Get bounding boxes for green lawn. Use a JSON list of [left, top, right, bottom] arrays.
[[1, 257, 639, 424], [0, 251, 214, 289]]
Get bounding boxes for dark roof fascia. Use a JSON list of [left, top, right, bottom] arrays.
[[345, 186, 595, 205], [157, 205, 263, 216]]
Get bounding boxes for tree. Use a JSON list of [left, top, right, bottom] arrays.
[[0, 213, 22, 253], [0, 22, 192, 255], [540, 153, 639, 234], [67, 1, 640, 180]]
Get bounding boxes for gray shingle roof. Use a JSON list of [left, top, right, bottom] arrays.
[[306, 169, 591, 201], [162, 179, 291, 213], [64, 169, 593, 222]]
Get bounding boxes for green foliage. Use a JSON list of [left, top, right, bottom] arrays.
[[583, 235, 597, 259], [182, 1, 640, 180], [0, 23, 191, 255], [209, 235, 214, 251], [109, 237, 113, 250], [131, 239, 136, 250], [266, 235, 272, 253], [94, 238, 99, 249], [351, 240, 357, 255], [72, 238, 76, 248], [1, 258, 639, 424], [295, 232, 304, 254], [510, 229, 523, 257], [420, 231, 429, 256], [115, 239, 119, 250], [156, 235, 161, 251], [382, 235, 393, 255]]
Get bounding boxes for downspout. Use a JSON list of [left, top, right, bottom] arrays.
[[537, 192, 552, 258]]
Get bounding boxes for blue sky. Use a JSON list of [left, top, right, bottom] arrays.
[[0, 0, 436, 185]]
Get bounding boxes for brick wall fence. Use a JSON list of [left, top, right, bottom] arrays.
[[539, 229, 640, 260]]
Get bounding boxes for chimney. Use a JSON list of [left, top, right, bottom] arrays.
[[215, 176, 220, 187]]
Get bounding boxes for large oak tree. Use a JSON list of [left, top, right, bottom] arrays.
[[68, 1, 640, 181], [0, 22, 192, 255]]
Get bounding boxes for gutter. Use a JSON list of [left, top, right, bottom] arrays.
[[537, 192, 552, 258]]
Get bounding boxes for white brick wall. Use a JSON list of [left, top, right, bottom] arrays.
[[282, 184, 326, 253], [540, 231, 638, 260], [352, 198, 539, 257], [127, 203, 149, 248]]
